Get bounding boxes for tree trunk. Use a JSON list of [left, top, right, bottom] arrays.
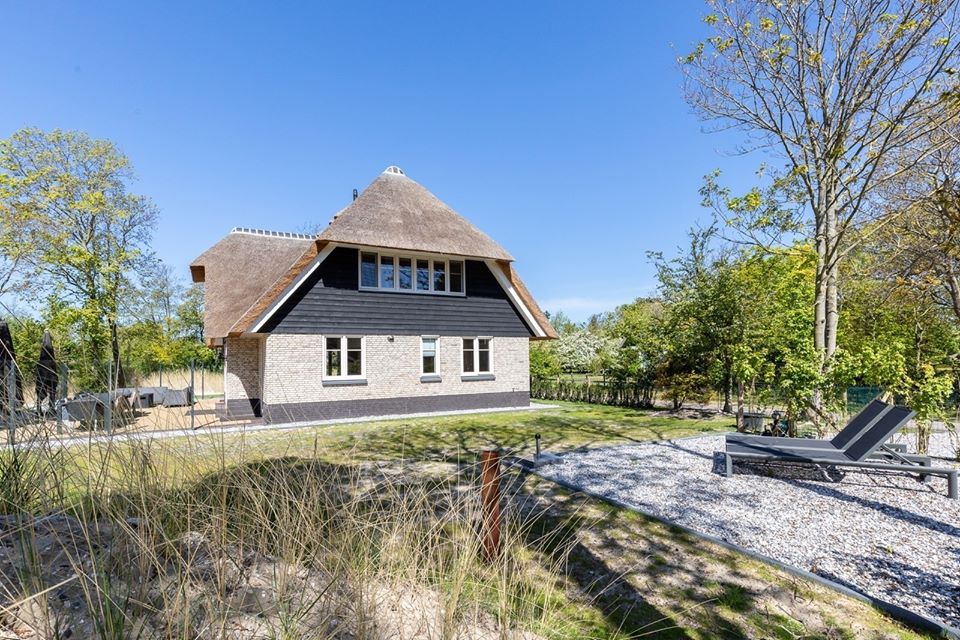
[[810, 182, 841, 437], [946, 273, 960, 325], [736, 380, 745, 431], [722, 359, 733, 414], [110, 320, 125, 389]]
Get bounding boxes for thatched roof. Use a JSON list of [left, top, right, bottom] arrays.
[[190, 229, 315, 340], [317, 167, 514, 261], [191, 168, 557, 340], [497, 261, 558, 340]]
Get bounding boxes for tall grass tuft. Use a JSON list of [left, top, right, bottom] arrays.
[[0, 431, 575, 639]]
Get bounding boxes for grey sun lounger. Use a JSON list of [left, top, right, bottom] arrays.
[[725, 399, 908, 454], [723, 405, 959, 499], [727, 399, 887, 450]]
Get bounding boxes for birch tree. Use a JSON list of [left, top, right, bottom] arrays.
[[682, 0, 960, 418]]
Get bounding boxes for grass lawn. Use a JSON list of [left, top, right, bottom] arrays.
[[50, 403, 927, 638], [187, 400, 734, 465]]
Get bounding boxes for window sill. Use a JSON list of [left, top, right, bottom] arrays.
[[420, 374, 442, 383], [461, 374, 495, 382], [358, 287, 465, 297], [322, 378, 368, 387]]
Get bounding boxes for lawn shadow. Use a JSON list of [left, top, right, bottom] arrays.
[[325, 404, 728, 465], [505, 469, 760, 639]]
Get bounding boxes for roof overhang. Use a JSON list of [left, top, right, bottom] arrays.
[[231, 242, 555, 339]]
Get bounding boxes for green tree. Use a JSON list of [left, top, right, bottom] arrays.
[[529, 342, 561, 380], [682, 0, 960, 420], [174, 284, 206, 344], [597, 298, 663, 406], [545, 310, 579, 336], [651, 227, 743, 411], [840, 243, 959, 452], [0, 129, 159, 389]]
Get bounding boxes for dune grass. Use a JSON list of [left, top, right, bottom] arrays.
[[0, 401, 935, 638]]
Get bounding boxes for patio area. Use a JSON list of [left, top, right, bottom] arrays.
[[535, 432, 960, 629]]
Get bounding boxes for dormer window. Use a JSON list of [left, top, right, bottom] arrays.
[[359, 251, 465, 295]]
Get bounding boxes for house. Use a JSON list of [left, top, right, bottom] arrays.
[[190, 166, 557, 423]]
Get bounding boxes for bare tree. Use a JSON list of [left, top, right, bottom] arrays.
[[873, 128, 960, 323], [682, 0, 960, 417]]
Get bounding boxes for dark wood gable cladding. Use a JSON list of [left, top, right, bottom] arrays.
[[261, 247, 535, 337]]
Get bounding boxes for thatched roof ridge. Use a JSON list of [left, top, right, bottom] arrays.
[[191, 169, 557, 340], [317, 167, 514, 261], [190, 230, 314, 340]]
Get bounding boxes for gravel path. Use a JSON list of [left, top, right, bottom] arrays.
[[536, 433, 960, 628]]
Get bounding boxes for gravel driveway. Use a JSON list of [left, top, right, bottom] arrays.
[[536, 433, 960, 629]]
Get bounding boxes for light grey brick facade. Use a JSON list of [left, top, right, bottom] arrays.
[[260, 334, 529, 405], [222, 333, 531, 422], [224, 336, 263, 402]]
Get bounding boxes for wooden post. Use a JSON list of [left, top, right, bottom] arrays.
[[479, 449, 502, 561], [7, 367, 16, 446]]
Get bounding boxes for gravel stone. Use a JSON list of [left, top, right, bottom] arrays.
[[537, 433, 960, 628]]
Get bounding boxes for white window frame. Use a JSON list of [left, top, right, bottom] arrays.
[[421, 335, 440, 376], [323, 335, 366, 380], [357, 249, 466, 296], [461, 336, 493, 375]]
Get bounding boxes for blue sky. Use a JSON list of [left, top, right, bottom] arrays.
[[2, 1, 761, 321]]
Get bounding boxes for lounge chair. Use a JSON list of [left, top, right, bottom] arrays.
[[723, 405, 959, 499], [726, 399, 908, 454]]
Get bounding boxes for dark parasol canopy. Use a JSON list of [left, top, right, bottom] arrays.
[[0, 321, 22, 412], [36, 330, 58, 413]]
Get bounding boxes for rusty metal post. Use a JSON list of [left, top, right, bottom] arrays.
[[479, 449, 502, 561]]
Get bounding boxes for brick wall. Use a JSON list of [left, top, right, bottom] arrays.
[[224, 336, 263, 401], [261, 334, 529, 406]]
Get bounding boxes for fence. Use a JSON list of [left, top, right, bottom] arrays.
[[531, 378, 655, 408], [530, 379, 951, 417]]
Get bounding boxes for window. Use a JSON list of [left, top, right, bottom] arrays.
[[421, 337, 438, 374], [449, 260, 464, 293], [325, 336, 364, 378], [379, 255, 395, 288], [359, 251, 466, 295], [433, 260, 446, 291], [416, 259, 430, 290], [478, 338, 490, 372], [398, 257, 413, 290], [360, 252, 378, 287], [462, 337, 492, 375]]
